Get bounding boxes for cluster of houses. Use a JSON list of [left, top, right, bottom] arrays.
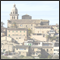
[[1, 4, 59, 57]]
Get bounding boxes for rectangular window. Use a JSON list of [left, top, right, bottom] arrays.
[[20, 25, 22, 26], [24, 31, 25, 32], [47, 49, 48, 52], [19, 37, 21, 39], [20, 31, 21, 32], [16, 38, 18, 39], [51, 49, 52, 51], [9, 31, 10, 32], [26, 25, 27, 27], [20, 48, 24, 50], [16, 31, 18, 32], [13, 31, 14, 32], [9, 34, 10, 36], [16, 48, 18, 50]]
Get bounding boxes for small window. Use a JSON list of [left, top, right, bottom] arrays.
[[47, 49, 48, 52], [54, 53, 55, 54], [9, 34, 10, 36], [26, 25, 27, 27], [16, 38, 18, 39], [51, 49, 52, 51], [20, 25, 22, 26], [24, 31, 25, 32], [14, 16, 15, 19], [16, 31, 18, 32], [20, 31, 21, 32], [9, 31, 10, 32], [43, 34, 45, 37], [12, 16, 13, 19], [15, 12, 17, 14], [19, 37, 21, 39], [16, 48, 18, 50], [13, 31, 14, 32]]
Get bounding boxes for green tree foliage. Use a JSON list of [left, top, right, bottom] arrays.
[[48, 55, 52, 59], [28, 28, 32, 36], [46, 35, 50, 41], [50, 36, 57, 41], [38, 54, 41, 58]]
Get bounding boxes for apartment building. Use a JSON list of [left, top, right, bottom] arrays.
[[53, 42, 59, 56], [13, 45, 29, 56], [34, 25, 52, 34], [31, 46, 41, 57], [7, 28, 28, 44], [1, 36, 19, 53], [51, 24, 59, 33]]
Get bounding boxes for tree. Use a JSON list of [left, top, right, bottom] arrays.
[[50, 36, 57, 41], [11, 22, 18, 28], [28, 28, 32, 36], [38, 54, 41, 58], [48, 55, 52, 59], [46, 35, 50, 41]]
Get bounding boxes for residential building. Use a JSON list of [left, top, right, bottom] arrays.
[[7, 28, 28, 44], [13, 45, 29, 56], [53, 42, 59, 56]]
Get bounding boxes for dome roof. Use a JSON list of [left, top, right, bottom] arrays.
[[10, 4, 18, 14], [22, 14, 32, 19]]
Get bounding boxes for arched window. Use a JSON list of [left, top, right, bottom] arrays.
[[14, 16, 15, 19], [15, 11, 17, 14], [12, 16, 13, 19], [13, 12, 14, 14], [47, 49, 48, 52]]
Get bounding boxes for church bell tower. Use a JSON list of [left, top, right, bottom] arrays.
[[10, 4, 19, 20]]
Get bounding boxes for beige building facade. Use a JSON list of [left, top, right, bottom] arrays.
[[7, 28, 28, 44], [7, 4, 49, 33]]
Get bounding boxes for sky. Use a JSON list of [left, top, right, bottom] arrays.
[[1, 1, 59, 28]]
